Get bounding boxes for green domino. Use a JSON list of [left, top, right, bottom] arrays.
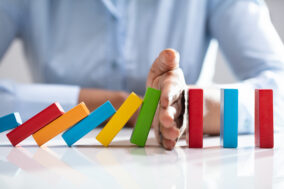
[[130, 87, 161, 147]]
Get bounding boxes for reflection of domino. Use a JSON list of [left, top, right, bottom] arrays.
[[7, 103, 64, 146], [255, 89, 273, 148], [33, 102, 90, 146], [0, 113, 22, 133], [62, 101, 116, 147], [96, 92, 142, 147], [187, 89, 203, 148], [220, 89, 238, 148]]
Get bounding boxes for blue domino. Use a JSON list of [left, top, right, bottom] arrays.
[[62, 101, 116, 146], [0, 112, 22, 133], [220, 89, 238, 148]]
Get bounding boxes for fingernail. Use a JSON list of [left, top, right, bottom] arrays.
[[162, 49, 175, 62]]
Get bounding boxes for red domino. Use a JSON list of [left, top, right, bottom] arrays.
[[188, 89, 203, 148], [255, 89, 274, 148], [7, 103, 64, 146]]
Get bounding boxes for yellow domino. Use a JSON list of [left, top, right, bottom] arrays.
[[33, 102, 90, 146], [96, 92, 142, 147]]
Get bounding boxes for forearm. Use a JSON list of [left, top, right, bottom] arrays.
[[78, 88, 128, 112], [78, 88, 138, 126], [203, 91, 220, 135]]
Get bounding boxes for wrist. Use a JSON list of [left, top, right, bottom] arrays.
[[203, 90, 220, 135]]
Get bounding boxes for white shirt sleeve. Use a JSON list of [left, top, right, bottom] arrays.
[[0, 80, 80, 121], [209, 0, 284, 133]]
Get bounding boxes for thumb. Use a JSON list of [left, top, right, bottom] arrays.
[[147, 48, 180, 88]]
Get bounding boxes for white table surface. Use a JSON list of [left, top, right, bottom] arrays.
[[0, 128, 283, 189]]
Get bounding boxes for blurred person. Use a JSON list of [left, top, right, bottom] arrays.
[[0, 0, 283, 150]]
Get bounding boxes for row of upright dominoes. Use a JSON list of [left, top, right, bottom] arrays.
[[0, 88, 273, 148], [187, 89, 274, 148], [0, 88, 160, 147]]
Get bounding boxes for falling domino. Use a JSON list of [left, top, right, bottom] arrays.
[[220, 89, 238, 148], [255, 89, 274, 148], [130, 88, 161, 147], [32, 102, 90, 146], [62, 101, 116, 147], [96, 92, 142, 147], [7, 103, 64, 146], [187, 89, 203, 148], [0, 113, 22, 133]]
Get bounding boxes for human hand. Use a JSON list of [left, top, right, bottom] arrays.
[[146, 49, 186, 150]]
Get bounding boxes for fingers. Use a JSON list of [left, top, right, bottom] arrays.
[[160, 125, 180, 141], [159, 69, 185, 108], [158, 99, 184, 150], [162, 138, 177, 150], [146, 49, 180, 88], [153, 102, 184, 150], [159, 103, 181, 128]]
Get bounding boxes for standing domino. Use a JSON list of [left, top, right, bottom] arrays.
[[7, 103, 64, 146], [130, 88, 161, 147], [0, 113, 22, 133], [62, 101, 116, 147], [255, 89, 274, 148], [33, 102, 90, 146], [220, 89, 238, 148], [187, 89, 203, 148], [96, 92, 142, 147]]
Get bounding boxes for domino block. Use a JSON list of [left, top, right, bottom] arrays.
[[130, 88, 161, 147], [255, 89, 273, 148], [187, 89, 203, 148], [220, 89, 238, 148], [7, 103, 64, 146], [96, 92, 142, 147], [62, 101, 116, 147], [32, 102, 90, 146], [0, 112, 22, 133]]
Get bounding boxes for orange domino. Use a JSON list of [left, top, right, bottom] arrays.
[[32, 102, 90, 146]]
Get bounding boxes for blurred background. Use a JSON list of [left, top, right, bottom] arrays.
[[0, 0, 283, 84]]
